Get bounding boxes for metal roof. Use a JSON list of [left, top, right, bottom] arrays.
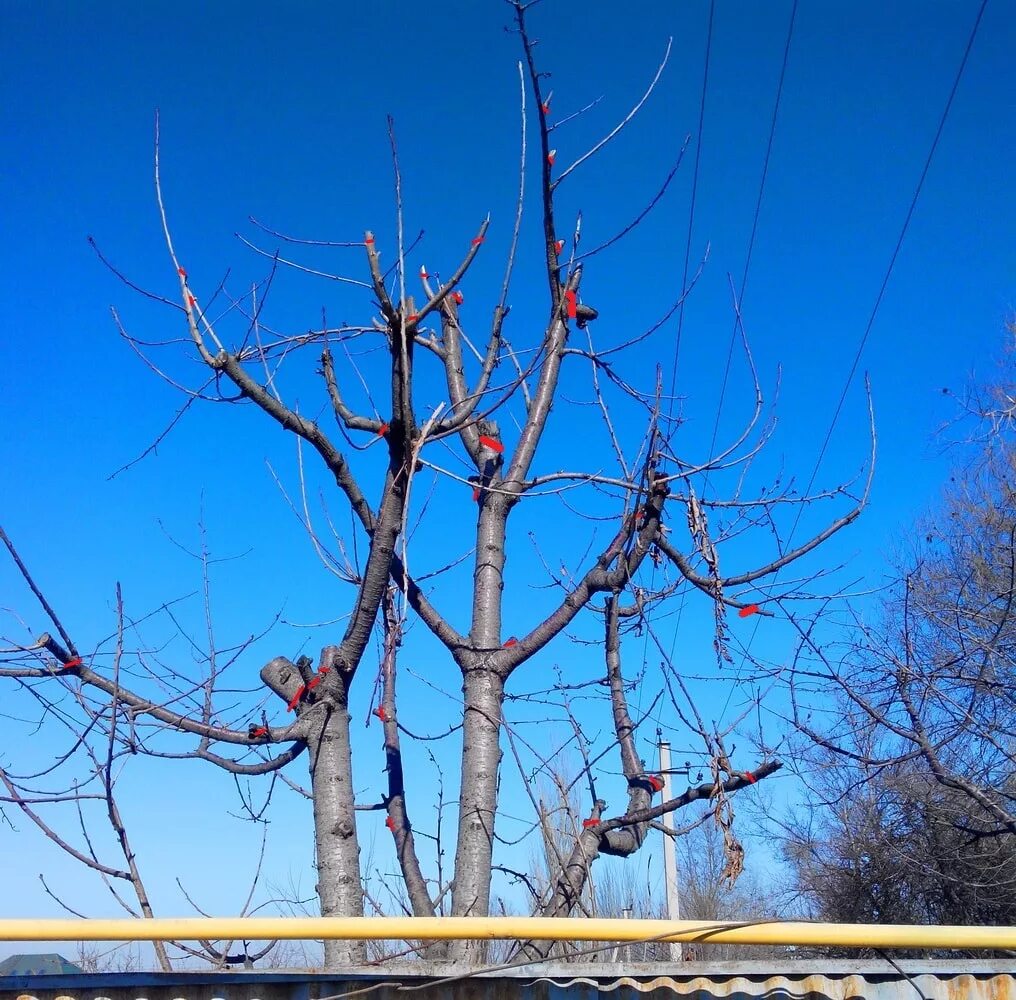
[[1, 961, 1015, 1000], [0, 954, 82, 977]]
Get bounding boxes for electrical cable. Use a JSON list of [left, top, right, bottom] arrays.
[[721, 0, 991, 722]]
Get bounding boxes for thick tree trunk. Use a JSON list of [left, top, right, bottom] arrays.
[[447, 666, 505, 962], [307, 694, 365, 968]]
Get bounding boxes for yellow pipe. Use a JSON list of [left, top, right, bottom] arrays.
[[0, 917, 1014, 950]]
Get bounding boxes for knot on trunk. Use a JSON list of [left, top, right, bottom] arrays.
[[331, 818, 355, 839]]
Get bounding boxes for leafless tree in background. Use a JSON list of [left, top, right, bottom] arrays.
[[783, 325, 1016, 941]]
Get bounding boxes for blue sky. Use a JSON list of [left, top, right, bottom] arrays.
[[2, 0, 1014, 957]]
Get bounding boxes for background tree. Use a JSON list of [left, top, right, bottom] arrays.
[[1, 2, 869, 970], [784, 326, 1016, 941], [783, 755, 1016, 949]]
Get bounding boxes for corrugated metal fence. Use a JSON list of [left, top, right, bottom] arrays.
[[2, 962, 1014, 1000]]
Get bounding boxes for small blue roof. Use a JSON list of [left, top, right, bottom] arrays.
[[0, 953, 84, 976]]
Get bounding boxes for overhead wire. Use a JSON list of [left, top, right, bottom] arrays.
[[722, 0, 991, 721], [705, 0, 799, 466], [660, 0, 797, 731], [640, 0, 716, 757], [666, 0, 715, 413], [791, 0, 990, 517]]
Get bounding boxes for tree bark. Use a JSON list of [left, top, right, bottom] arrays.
[[447, 666, 505, 961], [305, 671, 365, 968]]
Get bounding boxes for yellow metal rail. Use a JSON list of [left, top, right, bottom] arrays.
[[0, 917, 1014, 950]]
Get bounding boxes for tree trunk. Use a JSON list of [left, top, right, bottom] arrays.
[[307, 694, 366, 968], [447, 666, 505, 962]]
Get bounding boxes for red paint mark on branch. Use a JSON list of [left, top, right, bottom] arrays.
[[547, 149, 557, 167], [187, 295, 197, 308], [628, 505, 651, 529], [452, 291, 464, 305], [365, 237, 375, 245], [541, 102, 550, 115], [647, 774, 665, 793], [554, 240, 565, 256], [376, 422, 390, 438], [582, 818, 600, 829], [738, 604, 761, 618], [248, 725, 269, 739], [373, 706, 389, 723], [503, 637, 518, 648], [307, 675, 321, 691], [478, 435, 504, 453], [386, 816, 396, 831], [564, 289, 578, 319], [472, 487, 482, 502], [318, 665, 330, 676], [743, 771, 757, 784], [177, 267, 187, 278], [419, 265, 429, 279], [406, 314, 418, 324], [471, 236, 484, 246], [61, 657, 83, 671], [286, 685, 306, 712]]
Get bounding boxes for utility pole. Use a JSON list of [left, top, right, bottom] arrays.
[[659, 739, 683, 963]]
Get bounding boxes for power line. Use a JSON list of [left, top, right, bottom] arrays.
[[666, 0, 715, 414], [723, 0, 991, 721], [650, 0, 716, 736], [706, 0, 799, 463], [794, 0, 990, 514]]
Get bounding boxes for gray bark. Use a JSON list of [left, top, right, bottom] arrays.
[[378, 595, 436, 921], [447, 666, 505, 961], [305, 658, 366, 968]]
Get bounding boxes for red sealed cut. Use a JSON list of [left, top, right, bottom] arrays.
[[61, 656, 83, 671], [365, 236, 375, 245], [471, 236, 485, 246], [452, 291, 464, 305], [249, 726, 268, 739], [286, 684, 306, 712], [503, 637, 518, 648], [582, 818, 600, 829], [406, 314, 418, 324], [547, 149, 557, 166], [318, 665, 330, 676], [541, 102, 550, 115], [554, 240, 565, 256], [478, 435, 504, 454], [376, 422, 390, 438], [386, 816, 396, 831], [373, 706, 389, 723], [472, 487, 482, 502], [648, 774, 665, 793], [177, 267, 187, 278], [738, 603, 761, 618], [419, 265, 429, 279], [564, 289, 578, 319], [187, 294, 197, 308], [307, 675, 321, 691], [743, 771, 757, 785]]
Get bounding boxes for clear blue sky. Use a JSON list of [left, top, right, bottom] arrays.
[[1, 0, 1014, 954]]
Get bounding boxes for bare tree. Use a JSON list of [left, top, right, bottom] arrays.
[[789, 327, 1016, 845], [520, 764, 783, 964], [780, 751, 1016, 955], [0, 544, 281, 972], [1, 2, 869, 970], [782, 326, 1016, 946]]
